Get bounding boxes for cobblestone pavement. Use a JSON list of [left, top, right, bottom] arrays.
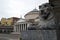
[[0, 34, 20, 40]]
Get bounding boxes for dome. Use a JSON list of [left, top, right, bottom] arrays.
[[31, 8, 39, 12], [25, 8, 39, 16]]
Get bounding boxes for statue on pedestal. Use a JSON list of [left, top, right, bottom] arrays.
[[39, 3, 57, 40], [20, 3, 58, 40]]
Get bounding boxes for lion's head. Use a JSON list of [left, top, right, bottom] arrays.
[[39, 3, 53, 20]]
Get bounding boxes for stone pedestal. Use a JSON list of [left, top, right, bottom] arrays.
[[20, 30, 57, 40]]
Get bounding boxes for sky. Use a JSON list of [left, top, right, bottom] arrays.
[[0, 0, 48, 19]]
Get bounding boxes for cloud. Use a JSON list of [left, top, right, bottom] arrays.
[[0, 0, 48, 19]]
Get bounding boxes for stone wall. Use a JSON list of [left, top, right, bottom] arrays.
[[20, 30, 57, 40]]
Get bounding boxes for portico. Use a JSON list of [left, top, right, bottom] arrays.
[[14, 18, 30, 33]]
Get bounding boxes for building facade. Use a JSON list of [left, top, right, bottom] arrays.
[[0, 17, 20, 33], [0, 25, 13, 33], [14, 18, 30, 33], [1, 17, 20, 26]]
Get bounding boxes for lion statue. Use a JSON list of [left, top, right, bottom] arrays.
[[39, 3, 56, 29], [28, 3, 56, 30]]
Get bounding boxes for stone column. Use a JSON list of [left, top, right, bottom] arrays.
[[49, 0, 60, 40], [18, 26, 19, 32], [22, 24, 23, 31], [23, 24, 24, 31], [17, 25, 19, 32], [20, 24, 21, 32], [49, 0, 60, 28], [14, 25, 16, 32], [21, 24, 22, 31], [16, 25, 17, 32], [24, 24, 26, 30], [19, 24, 20, 32], [26, 24, 27, 30]]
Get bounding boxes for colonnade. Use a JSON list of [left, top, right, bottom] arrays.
[[14, 23, 28, 32]]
